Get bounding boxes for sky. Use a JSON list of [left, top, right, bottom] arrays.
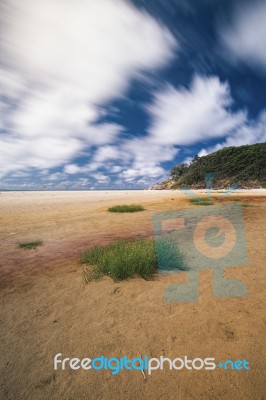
[[0, 0, 266, 190]]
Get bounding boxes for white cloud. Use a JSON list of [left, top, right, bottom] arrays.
[[82, 137, 179, 181], [92, 145, 122, 163], [0, 0, 176, 102], [48, 172, 66, 181], [220, 1, 266, 71], [120, 165, 165, 181], [92, 138, 178, 166], [117, 138, 178, 180], [0, 0, 176, 178], [183, 156, 193, 165], [91, 173, 110, 184], [73, 178, 90, 188], [0, 133, 82, 175], [198, 109, 266, 156], [122, 138, 178, 166], [63, 164, 82, 175], [108, 165, 124, 173], [0, 68, 26, 99], [147, 75, 246, 146]]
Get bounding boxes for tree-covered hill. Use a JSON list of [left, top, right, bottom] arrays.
[[152, 142, 266, 189]]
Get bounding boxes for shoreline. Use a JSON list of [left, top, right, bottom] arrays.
[[1, 188, 266, 193]]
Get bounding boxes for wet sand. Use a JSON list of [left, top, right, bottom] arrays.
[[0, 190, 266, 399]]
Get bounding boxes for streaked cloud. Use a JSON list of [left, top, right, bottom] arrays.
[[199, 110, 266, 157], [0, 0, 265, 189], [220, 1, 266, 71], [0, 0, 176, 178], [147, 75, 246, 146]]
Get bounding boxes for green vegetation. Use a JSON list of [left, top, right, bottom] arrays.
[[154, 237, 188, 273], [108, 204, 144, 213], [170, 142, 266, 188], [18, 240, 43, 249], [81, 237, 187, 283], [240, 203, 254, 207], [189, 198, 213, 206]]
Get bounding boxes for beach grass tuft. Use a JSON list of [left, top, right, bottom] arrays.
[[155, 237, 188, 273], [108, 204, 144, 213], [240, 203, 254, 207], [18, 240, 43, 249], [189, 198, 213, 206], [81, 237, 187, 283]]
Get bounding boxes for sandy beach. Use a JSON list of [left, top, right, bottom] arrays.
[[0, 190, 266, 399]]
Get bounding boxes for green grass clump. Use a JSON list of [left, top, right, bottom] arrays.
[[18, 240, 43, 249], [240, 203, 254, 207], [81, 237, 187, 283], [189, 198, 213, 206], [155, 237, 188, 273], [108, 204, 144, 213]]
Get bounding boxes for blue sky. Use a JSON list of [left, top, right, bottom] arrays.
[[0, 0, 266, 189]]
